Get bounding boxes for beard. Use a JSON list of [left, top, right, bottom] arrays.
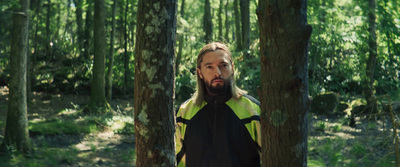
[[205, 76, 232, 95]]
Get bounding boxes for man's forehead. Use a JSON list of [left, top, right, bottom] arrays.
[[201, 51, 231, 64]]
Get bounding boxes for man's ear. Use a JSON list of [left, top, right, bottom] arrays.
[[231, 63, 235, 74], [197, 68, 204, 79]]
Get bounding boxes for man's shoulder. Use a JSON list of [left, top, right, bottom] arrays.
[[241, 94, 260, 107], [176, 98, 204, 114], [178, 98, 195, 109]]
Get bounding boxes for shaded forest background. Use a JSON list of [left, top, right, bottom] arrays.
[[0, 0, 399, 102], [0, 0, 399, 166]]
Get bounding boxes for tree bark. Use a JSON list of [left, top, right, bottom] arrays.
[[0, 0, 32, 154], [45, 0, 51, 59], [124, 0, 129, 91], [364, 0, 378, 114], [234, 0, 242, 49], [73, 0, 84, 56], [204, 0, 213, 43], [83, 0, 93, 60], [218, 0, 223, 41], [257, 0, 312, 166], [88, 0, 109, 113], [107, 0, 117, 103], [134, 0, 177, 166], [224, 0, 230, 42], [176, 0, 185, 73], [30, 0, 41, 102], [240, 0, 250, 55]]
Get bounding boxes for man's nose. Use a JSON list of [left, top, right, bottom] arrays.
[[214, 67, 222, 77]]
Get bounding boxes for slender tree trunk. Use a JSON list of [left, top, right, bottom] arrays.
[[73, 0, 84, 56], [0, 0, 32, 154], [257, 0, 312, 166], [55, 1, 60, 49], [83, 0, 93, 60], [134, 0, 177, 166], [88, 0, 109, 113], [30, 0, 41, 101], [234, 0, 242, 49], [224, 0, 229, 42], [240, 0, 250, 55], [124, 1, 129, 91], [45, 0, 51, 59], [364, 0, 378, 114], [107, 0, 117, 103], [204, 0, 213, 43], [218, 0, 223, 41], [62, 0, 71, 47], [176, 0, 185, 73]]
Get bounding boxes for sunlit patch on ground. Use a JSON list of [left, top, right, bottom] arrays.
[[309, 114, 399, 166], [0, 87, 135, 166]]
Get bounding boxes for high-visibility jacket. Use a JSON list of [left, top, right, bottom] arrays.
[[176, 94, 261, 167]]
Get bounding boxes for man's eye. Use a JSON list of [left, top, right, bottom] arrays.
[[206, 66, 212, 69], [221, 64, 228, 68]]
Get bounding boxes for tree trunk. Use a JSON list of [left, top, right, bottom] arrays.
[[73, 0, 84, 56], [134, 0, 177, 166], [257, 0, 312, 166], [124, 1, 129, 91], [204, 0, 213, 43], [83, 0, 93, 60], [87, 0, 109, 113], [176, 0, 185, 73], [364, 0, 378, 114], [45, 0, 51, 59], [218, 0, 223, 41], [224, 0, 229, 42], [30, 0, 41, 102], [0, 0, 32, 154], [240, 0, 250, 55], [107, 0, 117, 103], [234, 0, 242, 49]]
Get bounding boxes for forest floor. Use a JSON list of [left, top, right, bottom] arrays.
[[0, 86, 135, 166], [0, 86, 398, 166]]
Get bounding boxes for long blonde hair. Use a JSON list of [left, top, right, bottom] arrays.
[[192, 42, 247, 106]]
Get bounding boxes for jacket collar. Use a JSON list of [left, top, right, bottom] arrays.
[[204, 91, 232, 104]]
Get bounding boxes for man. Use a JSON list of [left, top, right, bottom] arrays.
[[176, 42, 261, 167]]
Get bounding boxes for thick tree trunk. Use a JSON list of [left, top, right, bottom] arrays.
[[0, 0, 32, 154], [107, 0, 117, 103], [204, 0, 213, 43], [365, 0, 378, 114], [257, 0, 312, 166], [134, 0, 177, 166], [88, 0, 109, 113], [233, 0, 242, 49]]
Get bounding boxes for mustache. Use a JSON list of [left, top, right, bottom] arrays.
[[212, 76, 225, 82]]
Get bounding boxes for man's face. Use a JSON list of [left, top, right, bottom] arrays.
[[197, 50, 234, 96]]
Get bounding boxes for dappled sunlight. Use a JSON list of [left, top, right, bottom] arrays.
[[0, 86, 8, 96], [309, 112, 399, 166]]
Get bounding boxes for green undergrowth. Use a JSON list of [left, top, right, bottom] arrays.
[[308, 117, 396, 167], [0, 113, 135, 166], [28, 114, 135, 136], [308, 136, 395, 167]]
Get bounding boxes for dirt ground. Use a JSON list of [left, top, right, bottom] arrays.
[[0, 86, 135, 166]]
